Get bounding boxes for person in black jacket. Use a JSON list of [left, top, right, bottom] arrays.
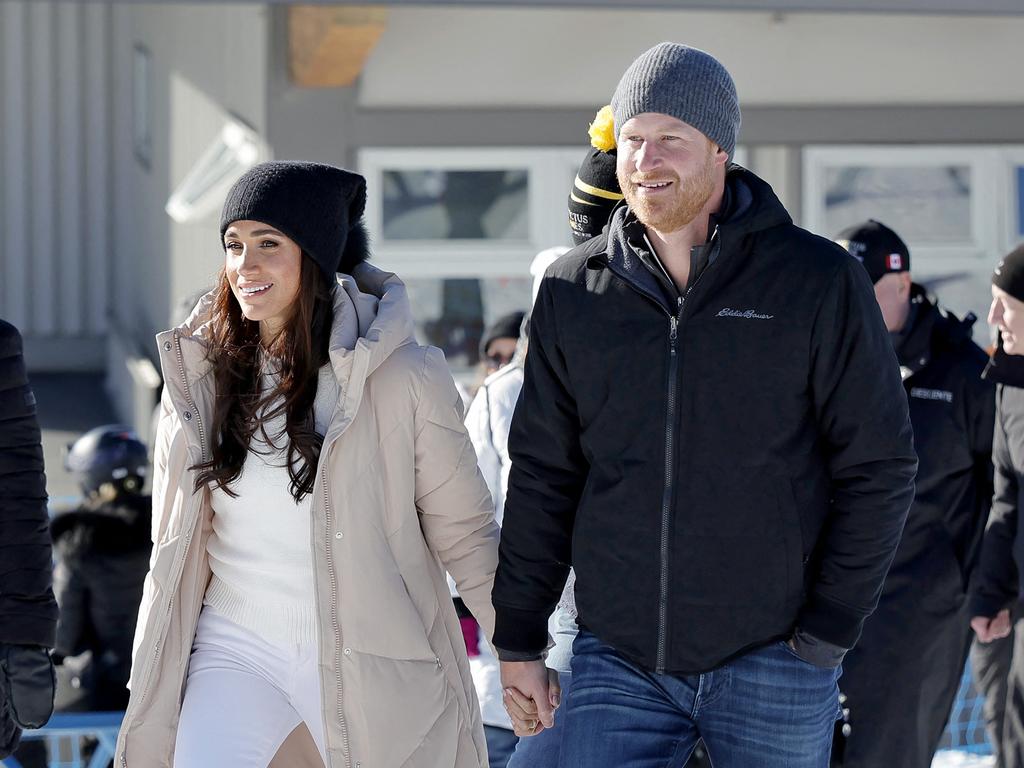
[[50, 425, 152, 712], [831, 221, 995, 768], [970, 244, 1024, 768], [492, 43, 917, 767], [0, 319, 57, 758]]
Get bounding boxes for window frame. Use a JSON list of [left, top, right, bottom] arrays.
[[802, 144, 1000, 260], [132, 44, 153, 171], [360, 147, 585, 278], [998, 147, 1024, 253]]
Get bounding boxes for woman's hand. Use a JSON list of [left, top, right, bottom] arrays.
[[499, 661, 561, 737]]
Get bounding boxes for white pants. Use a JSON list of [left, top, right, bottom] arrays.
[[174, 607, 327, 767]]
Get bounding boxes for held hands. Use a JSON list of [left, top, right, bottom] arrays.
[[971, 609, 1013, 643], [499, 660, 561, 738]]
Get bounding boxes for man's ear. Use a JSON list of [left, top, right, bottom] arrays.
[[899, 271, 913, 297]]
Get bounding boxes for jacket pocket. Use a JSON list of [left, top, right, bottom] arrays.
[[675, 468, 801, 609], [127, 534, 181, 693], [348, 650, 459, 768], [776, 478, 807, 602]]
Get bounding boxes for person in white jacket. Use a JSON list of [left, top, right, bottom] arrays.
[[462, 247, 567, 767]]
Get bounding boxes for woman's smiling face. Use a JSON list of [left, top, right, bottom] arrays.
[[223, 220, 304, 343]]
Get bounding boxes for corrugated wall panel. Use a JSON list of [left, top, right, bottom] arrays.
[[57, 3, 83, 336], [0, 1, 112, 367], [2, 3, 30, 330], [29, 2, 57, 337], [84, 4, 111, 337]]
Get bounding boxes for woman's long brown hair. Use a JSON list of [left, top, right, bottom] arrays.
[[193, 256, 334, 502]]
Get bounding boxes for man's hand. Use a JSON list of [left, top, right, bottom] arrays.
[[972, 610, 1013, 643], [499, 660, 561, 737]]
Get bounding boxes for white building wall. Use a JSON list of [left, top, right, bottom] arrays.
[[360, 8, 1024, 108], [0, 2, 112, 370], [105, 2, 269, 441]]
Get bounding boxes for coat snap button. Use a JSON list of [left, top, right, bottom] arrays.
[[343, 647, 352, 656], [183, 411, 192, 421], [335, 532, 343, 539], [163, 341, 172, 351]]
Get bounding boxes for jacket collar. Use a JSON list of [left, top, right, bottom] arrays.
[[587, 165, 792, 311], [894, 284, 977, 379], [155, 263, 417, 444], [329, 263, 416, 428], [984, 336, 1024, 387]]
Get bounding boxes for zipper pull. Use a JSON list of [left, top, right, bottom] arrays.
[[669, 315, 678, 344]]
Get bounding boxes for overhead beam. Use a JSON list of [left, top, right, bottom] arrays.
[[289, 5, 388, 88], [278, 0, 1024, 14]]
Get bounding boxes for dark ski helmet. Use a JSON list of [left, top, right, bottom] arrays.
[[65, 425, 148, 496]]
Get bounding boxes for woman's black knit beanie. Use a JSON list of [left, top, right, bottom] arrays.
[[220, 161, 369, 283]]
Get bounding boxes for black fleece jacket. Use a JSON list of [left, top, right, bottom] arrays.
[[492, 167, 918, 675], [881, 288, 994, 614], [0, 320, 57, 648]]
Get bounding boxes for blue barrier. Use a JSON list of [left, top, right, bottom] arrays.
[[0, 663, 994, 766], [936, 662, 993, 756], [1, 712, 123, 768]]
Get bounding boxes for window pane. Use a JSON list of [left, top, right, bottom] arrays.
[[403, 276, 532, 376], [382, 169, 529, 241], [1017, 166, 1024, 239], [823, 165, 972, 244], [915, 265, 991, 341]]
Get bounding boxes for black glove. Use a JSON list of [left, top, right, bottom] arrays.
[[0, 643, 56, 758]]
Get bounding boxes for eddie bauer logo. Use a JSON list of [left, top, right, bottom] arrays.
[[716, 308, 774, 320]]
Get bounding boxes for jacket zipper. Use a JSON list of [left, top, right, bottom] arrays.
[[322, 466, 352, 768], [604, 227, 720, 675], [656, 299, 682, 673], [121, 334, 207, 767]]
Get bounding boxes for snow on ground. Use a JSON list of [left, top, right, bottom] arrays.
[[932, 752, 996, 768]]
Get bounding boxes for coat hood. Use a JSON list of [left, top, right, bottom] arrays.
[[894, 284, 977, 377], [589, 164, 792, 310], [165, 263, 417, 391]]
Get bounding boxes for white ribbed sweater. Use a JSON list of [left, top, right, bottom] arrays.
[[205, 365, 338, 647]]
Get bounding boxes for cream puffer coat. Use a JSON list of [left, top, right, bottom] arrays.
[[115, 265, 500, 768]]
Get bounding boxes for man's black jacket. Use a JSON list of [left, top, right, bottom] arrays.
[[0, 319, 57, 647], [881, 287, 994, 613], [492, 167, 918, 675], [969, 340, 1024, 619]]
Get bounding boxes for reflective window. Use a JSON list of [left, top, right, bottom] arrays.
[[1017, 166, 1024, 240], [822, 165, 973, 245], [381, 170, 529, 241], [403, 276, 532, 376], [805, 147, 999, 335]]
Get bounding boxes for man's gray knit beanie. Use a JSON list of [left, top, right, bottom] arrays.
[[611, 43, 741, 160]]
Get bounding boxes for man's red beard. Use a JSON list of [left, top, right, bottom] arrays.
[[618, 153, 716, 233]]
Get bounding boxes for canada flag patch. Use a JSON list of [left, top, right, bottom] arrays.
[[888, 253, 903, 270]]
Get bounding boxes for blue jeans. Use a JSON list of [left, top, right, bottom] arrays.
[[507, 671, 572, 768], [559, 630, 841, 768], [485, 725, 519, 768]]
